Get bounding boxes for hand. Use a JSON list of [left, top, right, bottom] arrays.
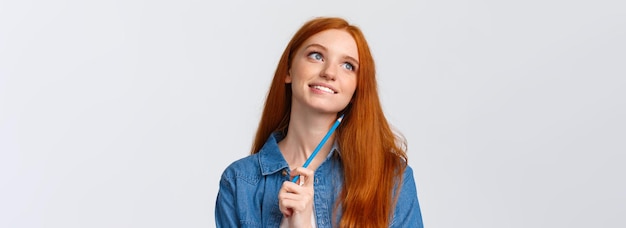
[[278, 167, 315, 228]]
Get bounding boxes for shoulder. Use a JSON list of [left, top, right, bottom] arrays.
[[391, 162, 419, 202], [220, 154, 262, 186], [391, 164, 424, 227], [402, 164, 415, 183], [393, 163, 416, 192]]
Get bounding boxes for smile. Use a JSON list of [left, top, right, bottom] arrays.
[[309, 85, 337, 94]]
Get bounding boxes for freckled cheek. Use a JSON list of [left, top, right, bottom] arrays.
[[345, 79, 357, 94]]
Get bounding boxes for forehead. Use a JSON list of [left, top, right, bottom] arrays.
[[300, 29, 359, 61]]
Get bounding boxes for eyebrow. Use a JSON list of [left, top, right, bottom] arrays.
[[304, 43, 360, 66]]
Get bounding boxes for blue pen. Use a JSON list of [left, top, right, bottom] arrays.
[[292, 114, 344, 184]]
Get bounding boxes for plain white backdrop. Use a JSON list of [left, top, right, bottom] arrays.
[[1, 0, 625, 227]]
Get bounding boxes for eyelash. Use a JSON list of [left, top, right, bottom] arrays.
[[342, 62, 355, 72], [307, 51, 356, 72], [308, 52, 323, 61]]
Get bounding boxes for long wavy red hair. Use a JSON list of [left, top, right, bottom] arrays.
[[251, 17, 408, 227]]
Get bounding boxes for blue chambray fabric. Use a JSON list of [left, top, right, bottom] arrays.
[[215, 132, 424, 227]]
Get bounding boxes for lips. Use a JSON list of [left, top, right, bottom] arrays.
[[309, 83, 337, 94]]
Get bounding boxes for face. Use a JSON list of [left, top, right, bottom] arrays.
[[286, 29, 359, 115]]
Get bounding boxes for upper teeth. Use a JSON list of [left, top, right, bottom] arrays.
[[313, 85, 335, 94]]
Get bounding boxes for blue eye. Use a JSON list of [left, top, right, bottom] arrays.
[[308, 52, 323, 61], [342, 62, 355, 71]]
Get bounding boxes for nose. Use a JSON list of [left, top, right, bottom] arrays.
[[320, 63, 337, 81]]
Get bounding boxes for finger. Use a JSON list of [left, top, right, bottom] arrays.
[[278, 198, 293, 216], [290, 167, 314, 179], [278, 189, 293, 216], [299, 175, 305, 186], [280, 181, 302, 194], [290, 167, 315, 187], [279, 203, 293, 217], [278, 192, 306, 216], [279, 198, 308, 214]]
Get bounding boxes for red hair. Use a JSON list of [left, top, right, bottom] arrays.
[[251, 17, 408, 227]]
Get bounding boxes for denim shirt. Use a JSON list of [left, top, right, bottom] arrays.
[[215, 132, 424, 227]]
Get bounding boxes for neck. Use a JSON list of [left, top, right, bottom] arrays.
[[279, 108, 338, 171]]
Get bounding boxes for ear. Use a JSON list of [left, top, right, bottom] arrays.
[[285, 69, 292, 83]]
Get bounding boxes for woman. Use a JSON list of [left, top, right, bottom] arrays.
[[215, 17, 423, 227]]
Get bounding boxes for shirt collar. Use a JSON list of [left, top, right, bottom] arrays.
[[258, 132, 341, 176]]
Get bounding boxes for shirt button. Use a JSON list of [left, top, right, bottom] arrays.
[[281, 170, 287, 176]]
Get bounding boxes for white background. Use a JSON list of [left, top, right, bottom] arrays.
[[1, 0, 624, 227]]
